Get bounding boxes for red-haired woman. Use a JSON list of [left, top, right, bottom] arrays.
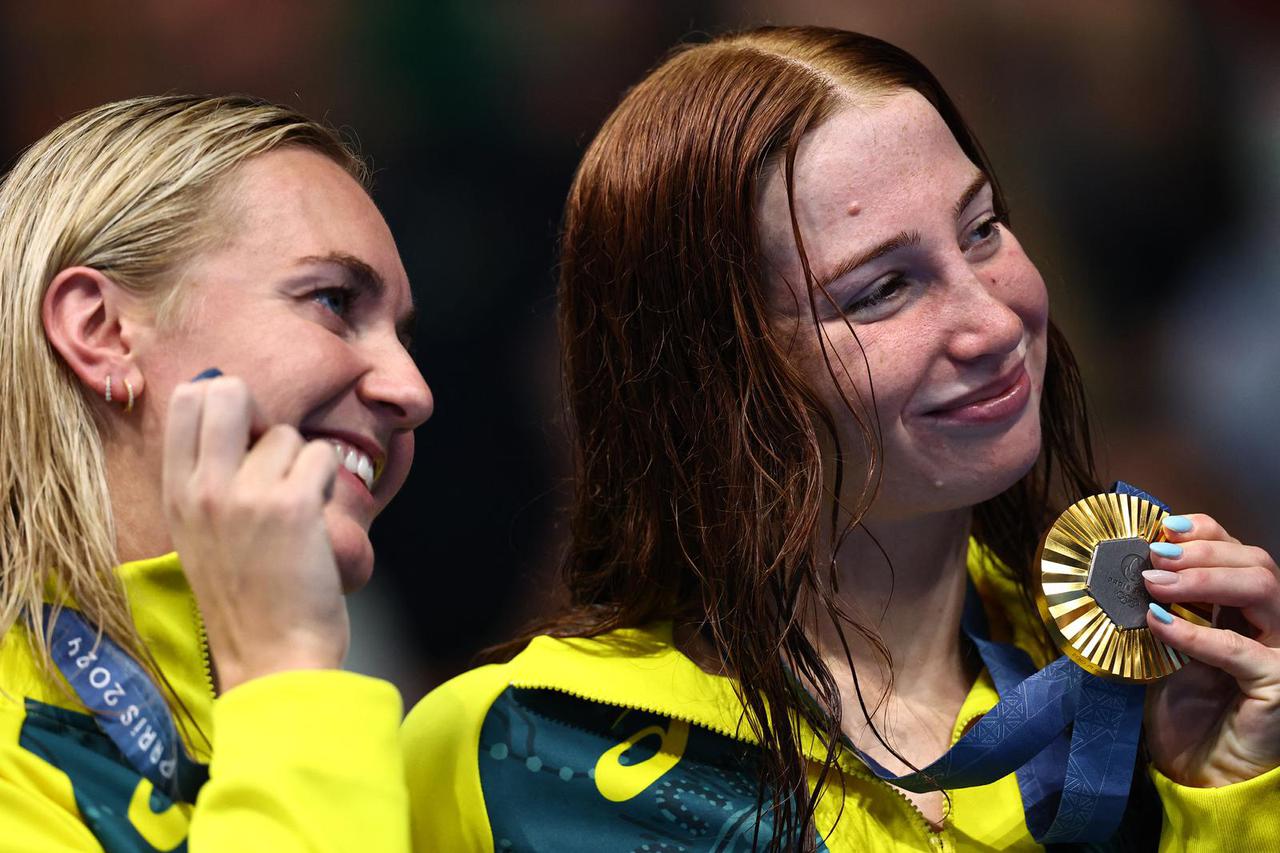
[[404, 27, 1280, 852]]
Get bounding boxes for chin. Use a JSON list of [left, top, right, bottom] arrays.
[[335, 547, 375, 595], [326, 511, 376, 594], [875, 417, 1045, 520], [959, 419, 1044, 508]]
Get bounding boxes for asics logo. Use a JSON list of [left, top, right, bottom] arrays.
[[593, 718, 690, 802]]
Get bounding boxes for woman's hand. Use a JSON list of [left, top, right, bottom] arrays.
[[162, 373, 346, 693], [1142, 513, 1280, 786]]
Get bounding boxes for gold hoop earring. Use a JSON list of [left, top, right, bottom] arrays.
[[104, 375, 113, 404], [124, 379, 135, 414]]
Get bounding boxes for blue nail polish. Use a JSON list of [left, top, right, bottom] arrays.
[[191, 368, 223, 382], [1149, 541, 1183, 559], [1149, 602, 1174, 624], [1163, 515, 1193, 533]]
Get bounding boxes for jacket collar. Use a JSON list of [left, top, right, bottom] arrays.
[[504, 539, 1040, 756], [509, 622, 755, 742], [113, 552, 214, 761]]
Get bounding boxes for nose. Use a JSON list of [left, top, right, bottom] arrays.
[[358, 334, 434, 430], [942, 264, 1025, 365]]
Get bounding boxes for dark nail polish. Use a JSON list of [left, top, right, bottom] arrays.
[[191, 368, 223, 382]]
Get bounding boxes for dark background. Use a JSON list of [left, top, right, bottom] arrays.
[[4, 1, 1277, 705]]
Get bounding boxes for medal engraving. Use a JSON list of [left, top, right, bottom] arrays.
[[1086, 537, 1154, 629], [1035, 493, 1213, 683]]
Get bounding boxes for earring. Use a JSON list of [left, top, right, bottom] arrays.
[[104, 375, 113, 404], [124, 379, 135, 414]]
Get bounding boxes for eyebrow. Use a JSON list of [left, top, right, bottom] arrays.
[[296, 251, 418, 346], [813, 172, 992, 291], [952, 172, 991, 220]]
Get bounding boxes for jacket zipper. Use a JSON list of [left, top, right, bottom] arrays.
[[833, 732, 949, 845], [837, 751, 947, 846], [510, 678, 950, 847], [190, 597, 217, 699]]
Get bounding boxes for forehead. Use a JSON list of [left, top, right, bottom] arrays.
[[215, 148, 411, 299], [756, 90, 977, 276]]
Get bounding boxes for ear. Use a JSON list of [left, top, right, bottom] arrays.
[[42, 267, 147, 406]]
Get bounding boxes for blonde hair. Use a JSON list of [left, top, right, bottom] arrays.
[[0, 94, 367, 709]]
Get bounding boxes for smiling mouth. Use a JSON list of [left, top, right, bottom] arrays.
[[921, 365, 1031, 425], [316, 438, 382, 492], [927, 362, 1025, 414]]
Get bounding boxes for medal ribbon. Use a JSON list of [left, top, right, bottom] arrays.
[[848, 482, 1157, 844], [44, 604, 209, 803]]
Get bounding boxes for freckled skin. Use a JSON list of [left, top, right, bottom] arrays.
[[756, 92, 1049, 522]]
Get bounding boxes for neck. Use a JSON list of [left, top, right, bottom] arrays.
[[104, 431, 172, 565], [808, 505, 975, 703]]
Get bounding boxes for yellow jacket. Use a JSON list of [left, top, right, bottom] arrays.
[[402, 544, 1280, 851], [0, 552, 410, 852]]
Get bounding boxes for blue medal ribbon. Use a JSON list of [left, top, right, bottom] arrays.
[[44, 604, 209, 803], [847, 482, 1158, 844]]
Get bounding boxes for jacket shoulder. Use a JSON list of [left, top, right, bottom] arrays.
[[402, 661, 516, 761], [402, 661, 516, 853]]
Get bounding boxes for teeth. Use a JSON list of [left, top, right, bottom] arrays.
[[329, 441, 375, 491]]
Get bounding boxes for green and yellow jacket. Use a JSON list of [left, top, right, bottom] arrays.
[[403, 544, 1279, 852], [0, 552, 409, 852]]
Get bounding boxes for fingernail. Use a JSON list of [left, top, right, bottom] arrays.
[[1149, 541, 1183, 559], [1149, 602, 1175, 624], [191, 368, 223, 382], [1162, 515, 1193, 534], [1142, 569, 1179, 585]]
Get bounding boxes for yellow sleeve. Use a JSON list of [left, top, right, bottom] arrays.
[[189, 669, 409, 853], [1153, 763, 1280, 852], [401, 663, 512, 853]]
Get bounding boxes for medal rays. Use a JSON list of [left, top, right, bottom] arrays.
[[1035, 494, 1212, 683]]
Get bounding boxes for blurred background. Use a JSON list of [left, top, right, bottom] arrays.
[[3, 0, 1276, 705]]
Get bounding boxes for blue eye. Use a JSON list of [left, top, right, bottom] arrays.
[[311, 286, 355, 317], [964, 216, 1002, 252]]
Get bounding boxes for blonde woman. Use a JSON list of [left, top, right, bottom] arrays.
[[0, 96, 432, 850]]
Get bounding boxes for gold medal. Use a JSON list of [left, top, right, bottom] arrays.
[[1034, 493, 1212, 683]]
